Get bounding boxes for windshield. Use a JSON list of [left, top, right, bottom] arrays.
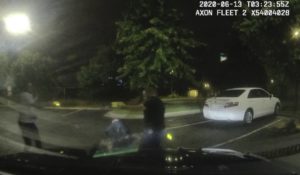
[[0, 0, 300, 174], [217, 90, 245, 97]]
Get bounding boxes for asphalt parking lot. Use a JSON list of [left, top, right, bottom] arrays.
[[0, 106, 298, 157]]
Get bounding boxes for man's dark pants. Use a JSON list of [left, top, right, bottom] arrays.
[[18, 121, 42, 148]]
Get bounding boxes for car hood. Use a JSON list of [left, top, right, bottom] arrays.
[[0, 147, 295, 175]]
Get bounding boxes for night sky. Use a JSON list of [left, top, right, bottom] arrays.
[[0, 0, 268, 89]]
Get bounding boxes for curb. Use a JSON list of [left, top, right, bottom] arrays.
[[104, 109, 202, 119]]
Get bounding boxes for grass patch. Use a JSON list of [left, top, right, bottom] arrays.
[[113, 108, 143, 116], [111, 103, 200, 116], [47, 99, 109, 107]]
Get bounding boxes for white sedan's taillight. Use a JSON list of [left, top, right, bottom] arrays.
[[224, 102, 239, 108]]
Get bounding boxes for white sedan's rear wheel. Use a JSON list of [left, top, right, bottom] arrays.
[[244, 109, 253, 124]]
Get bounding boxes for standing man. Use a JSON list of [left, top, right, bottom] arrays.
[[139, 88, 165, 150], [18, 82, 42, 149]]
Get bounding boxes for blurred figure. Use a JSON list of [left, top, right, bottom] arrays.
[[139, 88, 165, 150], [105, 118, 132, 150], [18, 82, 42, 149]]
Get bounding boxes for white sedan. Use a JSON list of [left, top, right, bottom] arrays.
[[203, 87, 280, 124]]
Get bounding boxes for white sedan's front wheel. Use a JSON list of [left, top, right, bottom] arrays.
[[244, 109, 253, 124]]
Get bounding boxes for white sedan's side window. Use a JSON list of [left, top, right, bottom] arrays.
[[258, 89, 270, 98], [248, 89, 269, 98], [248, 90, 259, 98]]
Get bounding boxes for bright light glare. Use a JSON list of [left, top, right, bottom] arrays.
[[220, 56, 227, 62], [53, 101, 61, 107], [204, 83, 210, 89], [292, 28, 300, 39], [3, 13, 31, 35], [166, 133, 173, 141], [188, 89, 199, 97], [170, 69, 174, 75]]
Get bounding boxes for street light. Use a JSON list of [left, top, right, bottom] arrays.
[[3, 13, 31, 35], [291, 27, 300, 111], [292, 28, 300, 39], [204, 82, 210, 89], [2, 13, 31, 97], [220, 53, 228, 62]]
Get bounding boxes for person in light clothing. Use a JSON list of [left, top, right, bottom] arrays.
[[105, 118, 132, 149], [18, 83, 42, 149]]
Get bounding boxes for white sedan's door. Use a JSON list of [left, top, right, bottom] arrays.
[[247, 89, 265, 118], [259, 89, 275, 114]]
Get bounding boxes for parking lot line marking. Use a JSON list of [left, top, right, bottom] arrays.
[[166, 120, 211, 130], [211, 119, 282, 148], [62, 109, 85, 117]]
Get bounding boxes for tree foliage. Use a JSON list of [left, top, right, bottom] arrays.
[[0, 54, 12, 90], [115, 0, 200, 90], [234, 1, 300, 97], [77, 46, 123, 99], [11, 51, 55, 98]]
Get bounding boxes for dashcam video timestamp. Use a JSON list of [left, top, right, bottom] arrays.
[[195, 1, 290, 16]]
